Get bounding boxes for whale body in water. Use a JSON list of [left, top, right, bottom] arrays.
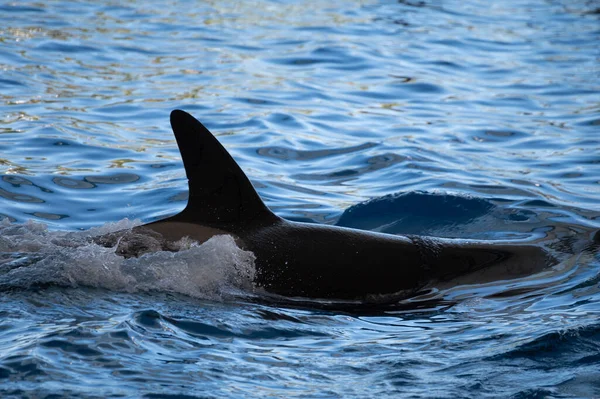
[[99, 110, 554, 301]]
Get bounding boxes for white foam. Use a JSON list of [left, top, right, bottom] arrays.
[[0, 219, 256, 300]]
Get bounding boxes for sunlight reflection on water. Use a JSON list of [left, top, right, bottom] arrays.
[[0, 0, 599, 397]]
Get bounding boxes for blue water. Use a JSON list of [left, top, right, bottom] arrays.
[[1, 0, 599, 397]]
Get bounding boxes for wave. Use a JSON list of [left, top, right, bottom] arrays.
[[0, 219, 256, 300], [489, 323, 600, 371]]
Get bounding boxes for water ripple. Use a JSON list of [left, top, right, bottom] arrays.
[[0, 0, 599, 397]]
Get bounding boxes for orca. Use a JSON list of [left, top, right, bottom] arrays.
[[101, 110, 554, 301]]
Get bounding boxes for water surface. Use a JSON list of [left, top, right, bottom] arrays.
[[1, 0, 599, 397]]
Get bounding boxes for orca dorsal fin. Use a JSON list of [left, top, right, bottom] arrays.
[[169, 109, 275, 225]]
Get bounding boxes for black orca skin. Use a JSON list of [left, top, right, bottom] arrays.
[[115, 110, 553, 301]]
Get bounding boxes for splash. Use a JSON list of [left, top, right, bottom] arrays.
[[0, 219, 256, 300]]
